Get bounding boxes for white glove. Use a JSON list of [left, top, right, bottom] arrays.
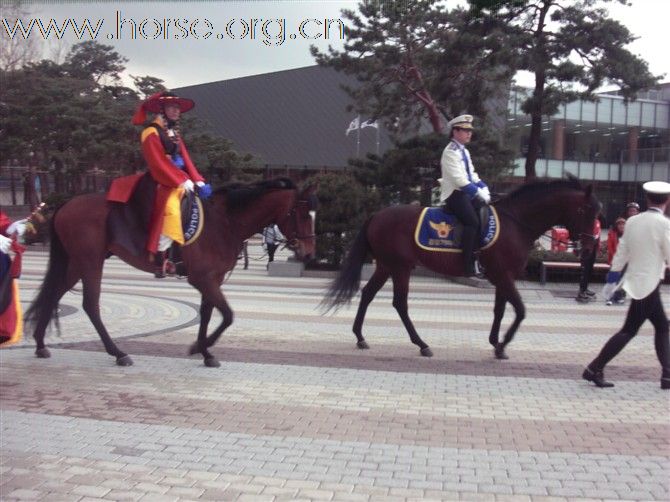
[[6, 219, 27, 237], [476, 187, 491, 204], [180, 179, 195, 192], [195, 181, 205, 187], [0, 234, 12, 254], [601, 282, 617, 302]]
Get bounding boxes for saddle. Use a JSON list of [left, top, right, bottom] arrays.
[[414, 205, 499, 252], [107, 173, 204, 260]]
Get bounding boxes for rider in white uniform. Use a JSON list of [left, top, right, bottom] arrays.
[[439, 114, 491, 277]]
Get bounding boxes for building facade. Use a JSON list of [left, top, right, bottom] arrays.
[[506, 83, 670, 183]]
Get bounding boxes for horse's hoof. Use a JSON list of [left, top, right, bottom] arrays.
[[188, 343, 199, 355], [116, 355, 134, 366], [494, 344, 509, 360], [356, 340, 370, 350], [204, 357, 221, 368], [35, 348, 51, 359], [420, 347, 433, 357]]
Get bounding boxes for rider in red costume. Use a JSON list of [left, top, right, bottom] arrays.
[[130, 91, 212, 277]]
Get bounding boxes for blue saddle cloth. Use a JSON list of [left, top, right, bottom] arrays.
[[414, 206, 499, 252]]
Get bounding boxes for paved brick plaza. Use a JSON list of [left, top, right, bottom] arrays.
[[1, 245, 669, 501]]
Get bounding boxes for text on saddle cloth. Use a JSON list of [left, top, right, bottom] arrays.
[[414, 206, 499, 252], [180, 192, 204, 245]]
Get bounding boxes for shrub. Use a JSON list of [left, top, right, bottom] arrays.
[[311, 172, 371, 268]]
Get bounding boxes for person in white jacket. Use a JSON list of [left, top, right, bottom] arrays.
[[439, 114, 490, 278], [583, 180, 670, 389]]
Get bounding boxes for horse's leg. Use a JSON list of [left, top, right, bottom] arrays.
[[494, 284, 526, 360], [188, 280, 233, 368], [488, 288, 507, 348], [187, 297, 217, 363], [352, 265, 390, 349], [33, 273, 79, 359], [391, 268, 432, 357], [80, 266, 133, 366]]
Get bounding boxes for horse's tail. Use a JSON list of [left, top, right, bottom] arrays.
[[321, 218, 371, 313], [24, 212, 68, 334]]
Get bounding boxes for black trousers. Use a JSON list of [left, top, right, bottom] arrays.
[[590, 285, 669, 375], [443, 190, 479, 274], [579, 245, 597, 292], [267, 243, 278, 263]]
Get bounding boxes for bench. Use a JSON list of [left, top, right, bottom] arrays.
[[539, 261, 610, 285]]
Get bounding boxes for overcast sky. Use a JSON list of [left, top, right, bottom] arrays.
[[3, 0, 669, 91]]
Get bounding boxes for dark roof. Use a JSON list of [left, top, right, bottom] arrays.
[[176, 65, 394, 168]]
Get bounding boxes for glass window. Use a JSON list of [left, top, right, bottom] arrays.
[[627, 101, 641, 126], [651, 165, 669, 181], [563, 160, 579, 177], [597, 97, 612, 125], [582, 101, 596, 123], [507, 90, 517, 115], [612, 99, 627, 124], [580, 162, 594, 179], [593, 162, 610, 181], [546, 159, 563, 178], [641, 102, 656, 128], [551, 104, 566, 119], [655, 103, 669, 128], [564, 100, 581, 121]]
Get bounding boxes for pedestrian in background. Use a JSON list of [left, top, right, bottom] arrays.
[[606, 217, 627, 305], [575, 216, 602, 303], [625, 201, 640, 219], [262, 224, 283, 269]]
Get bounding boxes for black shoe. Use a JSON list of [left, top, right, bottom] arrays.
[[662, 377, 670, 390], [582, 367, 614, 388], [576, 291, 591, 303], [585, 289, 596, 297]]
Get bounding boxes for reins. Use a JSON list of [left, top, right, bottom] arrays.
[[491, 198, 585, 251]]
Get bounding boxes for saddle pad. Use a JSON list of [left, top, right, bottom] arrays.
[[182, 195, 204, 246], [414, 206, 499, 252]]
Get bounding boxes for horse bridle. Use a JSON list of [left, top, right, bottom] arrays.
[[495, 200, 597, 249], [280, 201, 315, 250]]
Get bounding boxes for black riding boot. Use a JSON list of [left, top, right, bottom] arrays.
[[154, 251, 166, 279], [461, 226, 478, 276]]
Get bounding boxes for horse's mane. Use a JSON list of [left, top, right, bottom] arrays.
[[213, 177, 297, 211], [501, 177, 584, 205]]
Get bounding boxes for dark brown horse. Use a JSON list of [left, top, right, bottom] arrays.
[[323, 178, 600, 360], [25, 178, 316, 367]]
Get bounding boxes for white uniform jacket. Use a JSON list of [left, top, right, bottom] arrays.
[[439, 140, 481, 203], [610, 209, 670, 299]]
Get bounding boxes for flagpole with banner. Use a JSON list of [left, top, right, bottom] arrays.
[[347, 117, 380, 158], [361, 119, 380, 156], [345, 115, 361, 157]]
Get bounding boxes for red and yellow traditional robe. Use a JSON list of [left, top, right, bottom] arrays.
[[108, 118, 205, 254], [0, 212, 24, 348]]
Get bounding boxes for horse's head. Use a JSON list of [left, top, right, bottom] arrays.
[[277, 183, 317, 262], [563, 183, 602, 257]]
